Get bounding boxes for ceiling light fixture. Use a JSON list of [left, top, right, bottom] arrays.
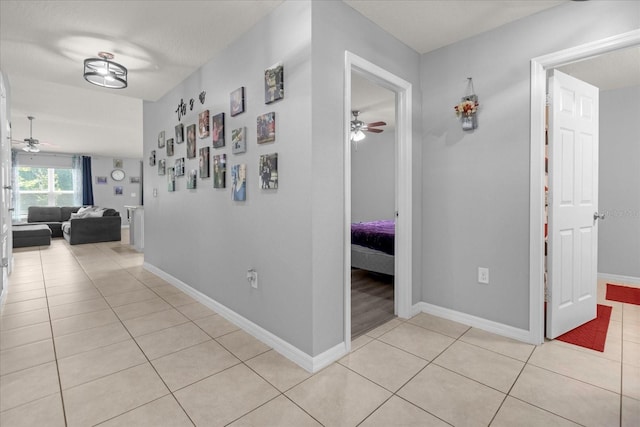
[[83, 51, 128, 89]]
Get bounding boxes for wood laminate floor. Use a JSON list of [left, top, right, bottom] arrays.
[[351, 268, 395, 339]]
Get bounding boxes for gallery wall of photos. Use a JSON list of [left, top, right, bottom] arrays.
[[149, 62, 283, 201]]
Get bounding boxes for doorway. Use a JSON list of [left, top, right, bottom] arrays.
[[529, 29, 640, 344], [344, 52, 413, 352]]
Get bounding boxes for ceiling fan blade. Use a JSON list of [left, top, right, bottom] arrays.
[[366, 128, 384, 133], [366, 121, 387, 128]]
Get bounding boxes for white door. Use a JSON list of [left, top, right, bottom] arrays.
[[547, 70, 600, 339], [0, 72, 11, 295]]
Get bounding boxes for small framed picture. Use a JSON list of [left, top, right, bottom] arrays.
[[166, 138, 175, 156], [96, 176, 108, 184], [198, 110, 210, 138], [230, 87, 245, 116], [212, 112, 225, 148], [149, 150, 156, 166], [232, 127, 246, 154], [259, 153, 278, 190], [213, 154, 226, 189], [130, 176, 140, 184], [158, 131, 165, 148], [158, 159, 166, 176], [175, 123, 184, 144], [175, 158, 185, 177], [199, 147, 210, 178], [257, 112, 275, 144], [186, 124, 197, 158], [265, 62, 284, 104], [167, 167, 176, 192], [114, 186, 123, 196], [187, 170, 197, 189], [113, 159, 123, 168], [231, 164, 246, 201]]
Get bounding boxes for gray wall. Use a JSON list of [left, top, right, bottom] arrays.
[[91, 156, 142, 224], [351, 130, 395, 222], [599, 86, 640, 278], [420, 1, 640, 329]]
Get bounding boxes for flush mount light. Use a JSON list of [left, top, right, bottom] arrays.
[[83, 51, 127, 89]]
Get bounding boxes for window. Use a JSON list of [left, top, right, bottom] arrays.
[[17, 167, 76, 218]]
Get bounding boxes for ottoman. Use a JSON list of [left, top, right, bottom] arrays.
[[12, 224, 52, 248]]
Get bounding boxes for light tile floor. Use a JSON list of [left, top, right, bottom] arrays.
[[1, 237, 639, 426]]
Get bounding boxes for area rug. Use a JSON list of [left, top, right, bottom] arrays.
[[606, 283, 640, 305], [556, 304, 612, 352]]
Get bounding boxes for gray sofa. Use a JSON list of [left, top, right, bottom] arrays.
[[27, 206, 121, 245]]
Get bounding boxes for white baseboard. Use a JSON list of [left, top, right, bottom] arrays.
[[413, 302, 534, 344], [143, 262, 346, 373], [598, 273, 640, 288]]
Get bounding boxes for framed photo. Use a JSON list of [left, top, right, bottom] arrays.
[[113, 159, 123, 168], [230, 87, 245, 116], [187, 170, 197, 189], [212, 112, 225, 148], [232, 127, 246, 154], [149, 150, 156, 166], [175, 157, 185, 177], [175, 123, 184, 144], [257, 112, 275, 144], [198, 110, 210, 138], [213, 154, 226, 189], [199, 146, 210, 178], [158, 159, 166, 176], [186, 124, 197, 158], [114, 186, 123, 196], [158, 131, 165, 148], [231, 164, 246, 201], [166, 138, 175, 156], [259, 153, 278, 189], [96, 176, 108, 184], [265, 62, 284, 104], [167, 167, 176, 192], [130, 176, 140, 184]]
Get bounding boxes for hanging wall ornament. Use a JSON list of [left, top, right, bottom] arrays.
[[454, 77, 479, 131]]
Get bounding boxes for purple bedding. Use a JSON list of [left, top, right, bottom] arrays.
[[351, 220, 395, 255]]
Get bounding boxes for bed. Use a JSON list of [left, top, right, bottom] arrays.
[[351, 220, 395, 276]]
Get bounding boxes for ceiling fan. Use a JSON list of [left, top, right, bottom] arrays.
[[11, 116, 46, 153], [350, 110, 386, 143]]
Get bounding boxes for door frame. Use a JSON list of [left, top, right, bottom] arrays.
[[344, 51, 413, 352], [528, 29, 640, 344]]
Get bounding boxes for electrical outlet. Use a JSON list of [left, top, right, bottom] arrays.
[[478, 267, 489, 284]]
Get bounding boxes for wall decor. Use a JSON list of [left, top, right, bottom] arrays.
[[175, 157, 185, 177], [158, 131, 165, 148], [230, 87, 245, 116], [186, 124, 197, 158], [187, 170, 197, 189], [175, 98, 187, 121], [158, 159, 166, 176], [96, 176, 107, 184], [113, 159, 123, 168], [265, 62, 284, 104], [259, 153, 278, 189], [213, 154, 226, 189], [167, 167, 176, 192], [130, 176, 140, 184], [232, 127, 246, 154], [257, 112, 275, 144], [199, 147, 210, 178], [189, 98, 195, 111], [166, 138, 175, 156], [212, 112, 225, 148], [199, 91, 206, 104], [111, 169, 125, 181], [175, 123, 184, 143], [198, 110, 210, 138], [149, 150, 156, 166], [454, 77, 479, 131], [114, 186, 123, 196], [231, 163, 246, 201]]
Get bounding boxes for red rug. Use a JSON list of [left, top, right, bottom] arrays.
[[606, 283, 640, 305], [556, 304, 612, 352]]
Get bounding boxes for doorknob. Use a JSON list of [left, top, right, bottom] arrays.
[[2, 186, 11, 190], [594, 212, 605, 221]]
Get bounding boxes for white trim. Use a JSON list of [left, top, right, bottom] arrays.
[[143, 262, 344, 373], [598, 273, 640, 288], [529, 29, 640, 345], [414, 302, 532, 344], [344, 51, 413, 353]]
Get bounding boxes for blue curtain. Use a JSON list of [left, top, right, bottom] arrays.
[[81, 156, 94, 205]]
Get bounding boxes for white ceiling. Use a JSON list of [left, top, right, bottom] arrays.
[[2, 0, 637, 159]]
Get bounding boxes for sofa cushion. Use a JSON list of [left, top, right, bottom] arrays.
[[71, 207, 105, 219], [28, 206, 62, 223], [61, 206, 81, 221], [102, 208, 119, 217]]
